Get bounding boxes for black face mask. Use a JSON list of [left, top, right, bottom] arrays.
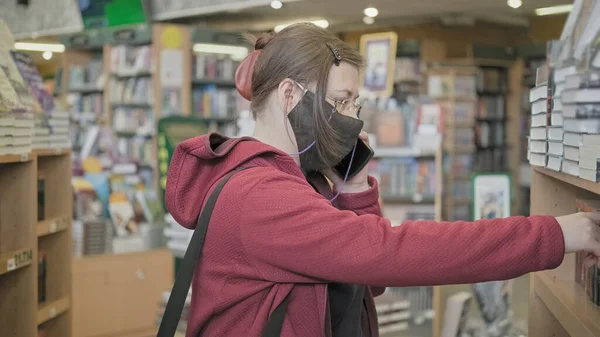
[[287, 90, 364, 174]]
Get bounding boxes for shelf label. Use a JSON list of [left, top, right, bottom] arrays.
[[20, 153, 28, 162], [113, 29, 136, 43], [49, 307, 56, 318], [49, 221, 57, 233], [13, 249, 33, 269], [69, 34, 89, 47], [55, 148, 62, 154], [6, 258, 15, 271]]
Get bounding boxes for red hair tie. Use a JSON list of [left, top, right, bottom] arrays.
[[235, 49, 262, 101]]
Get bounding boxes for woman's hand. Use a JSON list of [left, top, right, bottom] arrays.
[[322, 131, 371, 194], [555, 212, 600, 267]]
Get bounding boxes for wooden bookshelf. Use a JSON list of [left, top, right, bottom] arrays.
[[529, 166, 600, 337], [0, 150, 72, 337]]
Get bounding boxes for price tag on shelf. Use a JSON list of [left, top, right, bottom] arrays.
[[13, 249, 32, 269], [49, 307, 56, 318], [20, 153, 28, 162], [6, 258, 15, 271], [49, 221, 57, 233], [55, 148, 62, 155]]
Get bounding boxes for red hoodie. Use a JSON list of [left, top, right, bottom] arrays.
[[166, 133, 565, 337]]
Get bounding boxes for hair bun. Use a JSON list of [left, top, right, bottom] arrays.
[[235, 49, 262, 101], [253, 32, 274, 50]]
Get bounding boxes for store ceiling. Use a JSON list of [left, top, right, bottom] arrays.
[[181, 0, 573, 32]]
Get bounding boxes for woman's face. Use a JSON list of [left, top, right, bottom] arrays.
[[325, 62, 360, 119]]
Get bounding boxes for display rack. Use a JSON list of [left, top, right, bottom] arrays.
[[426, 65, 478, 222], [529, 167, 600, 337], [0, 150, 73, 337]]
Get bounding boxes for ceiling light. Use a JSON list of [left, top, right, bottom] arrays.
[[535, 4, 573, 16], [507, 0, 522, 9], [364, 7, 379, 18], [14, 42, 65, 53], [192, 43, 249, 61], [274, 19, 329, 33], [270, 1, 283, 9], [363, 16, 375, 25], [42, 51, 53, 60]]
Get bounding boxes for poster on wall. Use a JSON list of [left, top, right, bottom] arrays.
[[359, 32, 397, 98], [472, 173, 511, 220]]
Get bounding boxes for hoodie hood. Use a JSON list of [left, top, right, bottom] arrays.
[[165, 133, 300, 229]]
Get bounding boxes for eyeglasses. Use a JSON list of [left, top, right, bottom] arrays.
[[326, 97, 362, 119], [296, 82, 362, 119]]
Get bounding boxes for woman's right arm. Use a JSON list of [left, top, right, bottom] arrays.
[[238, 168, 566, 287]]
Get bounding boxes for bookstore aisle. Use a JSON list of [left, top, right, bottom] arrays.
[[1, 0, 599, 337]]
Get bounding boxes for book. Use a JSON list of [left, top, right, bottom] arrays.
[[440, 291, 472, 337], [564, 145, 580, 162], [580, 167, 600, 182], [529, 152, 546, 167], [547, 155, 562, 171], [529, 85, 547, 102], [529, 140, 546, 154], [562, 159, 580, 176], [548, 127, 564, 141], [562, 88, 600, 104], [564, 118, 600, 133], [193, 52, 239, 81], [548, 141, 564, 156], [530, 127, 546, 140], [575, 199, 600, 307]]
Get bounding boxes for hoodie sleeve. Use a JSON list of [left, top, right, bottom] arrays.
[[333, 176, 385, 297], [333, 176, 383, 217], [239, 170, 565, 287]]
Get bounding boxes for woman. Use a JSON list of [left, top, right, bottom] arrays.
[[165, 23, 600, 337]]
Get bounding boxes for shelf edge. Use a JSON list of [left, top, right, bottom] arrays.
[[0, 247, 33, 275], [37, 296, 70, 325], [534, 272, 600, 337], [37, 216, 71, 237], [533, 166, 600, 195]]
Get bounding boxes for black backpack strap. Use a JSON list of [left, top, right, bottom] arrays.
[[157, 168, 291, 337]]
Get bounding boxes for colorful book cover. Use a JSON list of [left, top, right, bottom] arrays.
[[10, 51, 54, 114]]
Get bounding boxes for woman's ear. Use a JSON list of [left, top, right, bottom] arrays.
[[277, 78, 302, 115]]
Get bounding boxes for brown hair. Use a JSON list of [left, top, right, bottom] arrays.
[[247, 23, 364, 167]]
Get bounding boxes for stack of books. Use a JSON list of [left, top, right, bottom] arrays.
[[157, 289, 190, 336], [562, 71, 600, 181], [528, 65, 550, 168], [163, 213, 191, 259], [10, 50, 71, 151], [32, 112, 71, 150], [548, 65, 578, 172], [374, 291, 412, 336], [0, 49, 34, 155]]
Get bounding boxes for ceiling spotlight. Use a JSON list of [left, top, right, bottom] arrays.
[[363, 16, 375, 25], [42, 51, 53, 60], [364, 7, 379, 18], [270, 1, 283, 9], [507, 0, 522, 9]]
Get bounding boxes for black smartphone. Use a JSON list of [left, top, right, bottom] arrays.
[[333, 138, 374, 180]]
